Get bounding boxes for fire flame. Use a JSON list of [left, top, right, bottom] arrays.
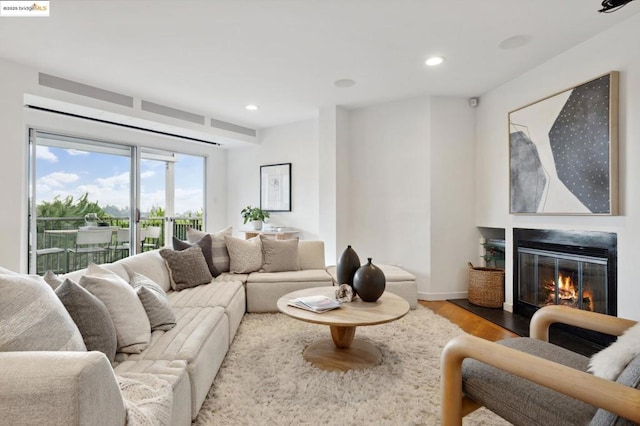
[[544, 273, 594, 311]]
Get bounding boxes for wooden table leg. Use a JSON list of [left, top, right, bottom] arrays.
[[330, 325, 355, 348], [303, 325, 383, 371]]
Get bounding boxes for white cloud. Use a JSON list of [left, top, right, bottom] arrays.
[[36, 146, 58, 163], [38, 172, 80, 188], [95, 172, 130, 189], [174, 188, 203, 214], [140, 189, 165, 213], [141, 171, 155, 179], [74, 183, 130, 209], [66, 149, 90, 156]]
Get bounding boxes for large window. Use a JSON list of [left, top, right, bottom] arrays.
[[29, 130, 205, 274]]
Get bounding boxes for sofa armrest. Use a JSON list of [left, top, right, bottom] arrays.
[[0, 351, 126, 426], [530, 305, 637, 341], [441, 334, 640, 426]]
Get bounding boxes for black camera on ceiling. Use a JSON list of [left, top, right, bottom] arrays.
[[599, 0, 635, 12]]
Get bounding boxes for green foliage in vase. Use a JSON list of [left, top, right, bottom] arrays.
[[240, 205, 270, 224], [482, 241, 505, 268]]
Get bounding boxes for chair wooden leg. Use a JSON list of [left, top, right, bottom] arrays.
[[462, 397, 481, 417]]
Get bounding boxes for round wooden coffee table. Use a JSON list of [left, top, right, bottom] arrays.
[[277, 286, 410, 371]]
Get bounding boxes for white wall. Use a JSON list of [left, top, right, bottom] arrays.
[[345, 97, 431, 294], [430, 97, 479, 298], [226, 119, 320, 240], [0, 59, 33, 271], [475, 13, 640, 320], [343, 96, 476, 299], [236, 96, 476, 298]]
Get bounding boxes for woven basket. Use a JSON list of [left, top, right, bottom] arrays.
[[467, 262, 505, 308]]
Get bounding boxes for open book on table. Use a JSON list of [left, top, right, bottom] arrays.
[[288, 295, 341, 313]]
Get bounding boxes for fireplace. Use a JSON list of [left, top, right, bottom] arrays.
[[513, 228, 617, 347]]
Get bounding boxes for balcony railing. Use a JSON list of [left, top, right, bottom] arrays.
[[33, 216, 203, 275]]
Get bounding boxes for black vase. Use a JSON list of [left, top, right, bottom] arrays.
[[353, 258, 386, 302], [336, 245, 361, 288]]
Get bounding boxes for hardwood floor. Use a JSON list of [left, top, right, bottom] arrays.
[[420, 300, 518, 342]]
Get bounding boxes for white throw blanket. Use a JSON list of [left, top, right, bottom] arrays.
[[116, 373, 173, 426]]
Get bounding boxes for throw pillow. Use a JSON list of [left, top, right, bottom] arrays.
[[131, 273, 177, 331], [172, 234, 220, 277], [159, 246, 213, 291], [590, 353, 640, 425], [225, 235, 263, 274], [55, 278, 117, 363], [589, 322, 640, 380], [187, 226, 232, 273], [0, 273, 86, 352], [79, 263, 151, 354], [43, 269, 64, 290], [260, 235, 299, 272]]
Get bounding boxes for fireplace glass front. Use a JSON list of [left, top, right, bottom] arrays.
[[518, 248, 608, 314]]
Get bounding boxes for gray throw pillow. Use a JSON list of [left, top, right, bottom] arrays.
[[43, 269, 64, 290], [131, 273, 177, 331], [225, 235, 263, 273], [0, 273, 86, 352], [79, 263, 151, 354], [261, 235, 299, 272], [187, 226, 232, 273], [172, 234, 220, 277], [55, 278, 117, 363], [159, 246, 213, 291], [590, 353, 640, 425]]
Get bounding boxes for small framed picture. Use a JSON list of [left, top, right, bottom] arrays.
[[260, 163, 291, 212]]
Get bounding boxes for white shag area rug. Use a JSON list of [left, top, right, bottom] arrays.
[[193, 305, 511, 425]]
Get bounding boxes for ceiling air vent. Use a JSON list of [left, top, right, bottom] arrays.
[[38, 73, 134, 107], [211, 118, 256, 137], [141, 100, 205, 125]]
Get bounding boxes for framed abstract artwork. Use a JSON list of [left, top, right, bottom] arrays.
[[509, 71, 618, 215], [260, 163, 291, 212]]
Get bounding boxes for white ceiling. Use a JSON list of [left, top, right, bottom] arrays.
[[1, 0, 638, 130]]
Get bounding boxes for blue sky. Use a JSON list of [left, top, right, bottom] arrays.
[[36, 145, 204, 215]]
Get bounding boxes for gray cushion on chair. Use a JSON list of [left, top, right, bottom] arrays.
[[462, 337, 598, 426], [590, 353, 640, 425]]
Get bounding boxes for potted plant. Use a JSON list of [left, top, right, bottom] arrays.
[[241, 205, 270, 230]]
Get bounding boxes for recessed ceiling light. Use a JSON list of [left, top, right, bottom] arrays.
[[334, 78, 356, 88], [245, 104, 258, 111], [425, 56, 445, 66], [498, 35, 532, 50]]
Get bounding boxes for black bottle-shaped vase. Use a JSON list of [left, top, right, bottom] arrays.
[[353, 258, 386, 302], [336, 245, 361, 289]]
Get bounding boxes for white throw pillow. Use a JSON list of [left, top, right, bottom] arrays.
[[224, 235, 263, 273], [79, 263, 151, 354], [0, 273, 86, 352], [588, 322, 640, 380]]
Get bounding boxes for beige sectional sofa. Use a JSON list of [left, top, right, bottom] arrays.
[[0, 238, 418, 425], [0, 249, 246, 426]]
